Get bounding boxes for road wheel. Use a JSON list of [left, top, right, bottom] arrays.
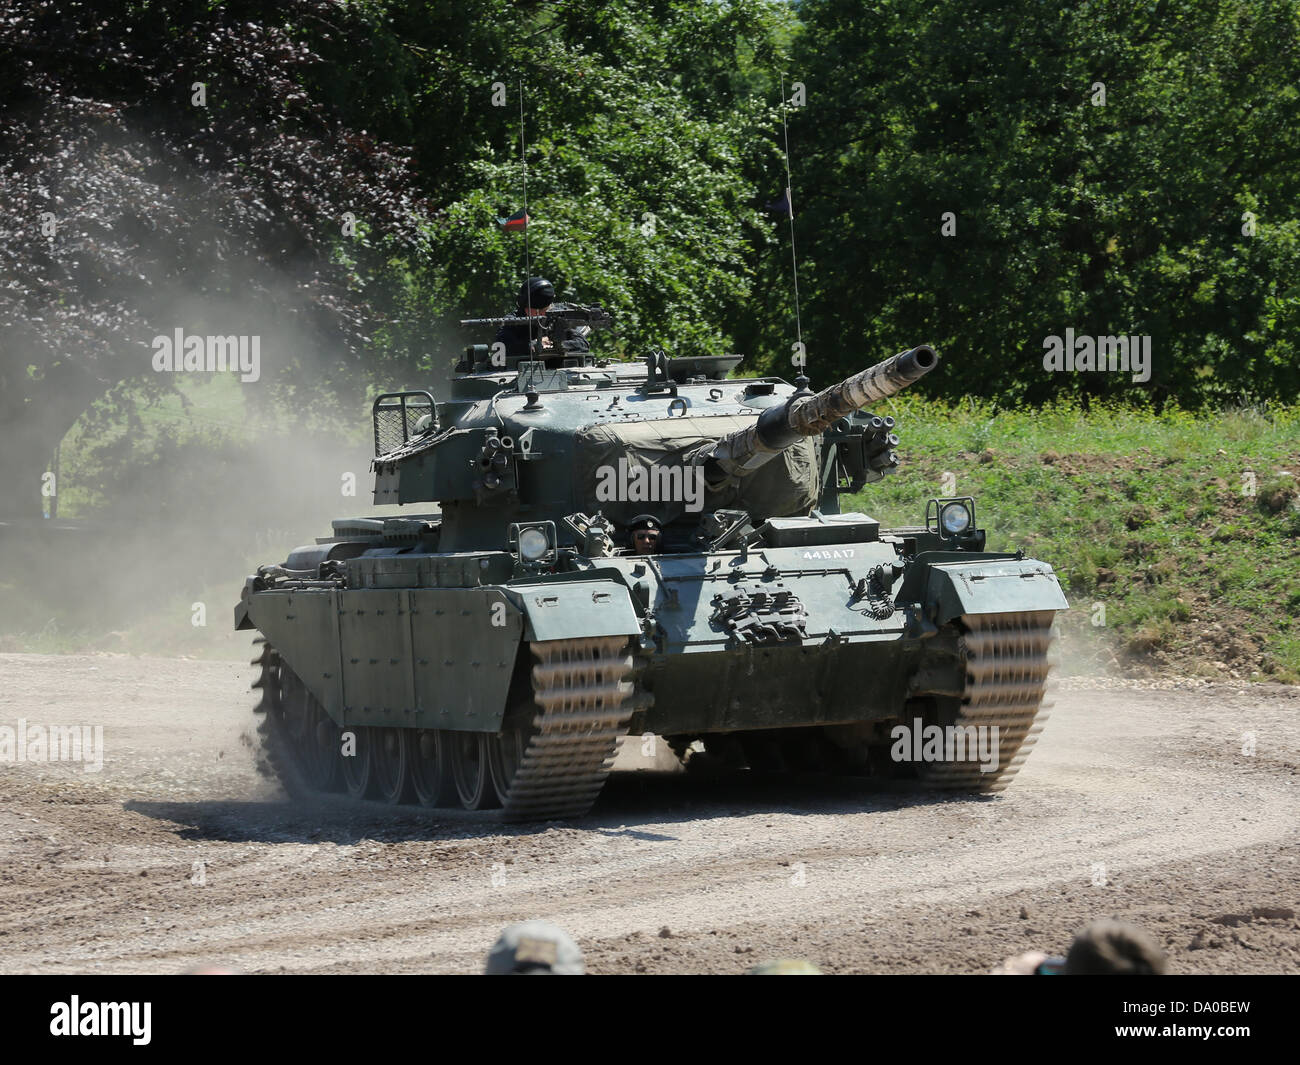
[[487, 725, 530, 806], [408, 729, 456, 807], [450, 731, 499, 810], [371, 727, 412, 805], [340, 725, 375, 800]]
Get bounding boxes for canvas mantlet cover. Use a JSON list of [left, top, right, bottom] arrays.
[[573, 415, 821, 527]]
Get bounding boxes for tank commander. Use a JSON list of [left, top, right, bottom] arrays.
[[494, 276, 591, 360], [627, 514, 663, 556]]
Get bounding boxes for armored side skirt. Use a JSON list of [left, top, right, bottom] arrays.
[[238, 586, 526, 732]]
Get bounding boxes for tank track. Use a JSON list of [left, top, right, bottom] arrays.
[[917, 609, 1057, 791], [250, 634, 639, 822], [249, 636, 305, 796], [499, 636, 639, 822], [252, 612, 1051, 812]]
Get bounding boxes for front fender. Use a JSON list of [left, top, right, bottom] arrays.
[[920, 555, 1069, 624], [504, 578, 642, 644]]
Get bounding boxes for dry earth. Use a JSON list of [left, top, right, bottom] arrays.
[[0, 652, 1295, 974]]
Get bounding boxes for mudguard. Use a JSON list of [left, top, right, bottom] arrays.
[[923, 557, 1068, 624], [505, 578, 642, 644]]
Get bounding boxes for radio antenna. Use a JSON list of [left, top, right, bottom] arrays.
[[779, 73, 803, 374], [518, 79, 537, 354]]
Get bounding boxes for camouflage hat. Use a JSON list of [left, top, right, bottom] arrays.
[[627, 514, 663, 534], [746, 958, 823, 975], [517, 276, 556, 311], [485, 921, 585, 975]]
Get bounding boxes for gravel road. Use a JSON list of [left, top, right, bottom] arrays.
[[0, 652, 1295, 974]]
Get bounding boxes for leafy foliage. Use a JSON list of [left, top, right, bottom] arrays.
[[787, 0, 1300, 406], [0, 0, 432, 515], [315, 0, 794, 360]]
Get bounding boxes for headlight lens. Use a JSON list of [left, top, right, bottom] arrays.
[[518, 527, 550, 561], [940, 502, 972, 535]]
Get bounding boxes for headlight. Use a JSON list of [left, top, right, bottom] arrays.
[[518, 527, 550, 562], [940, 501, 972, 535]]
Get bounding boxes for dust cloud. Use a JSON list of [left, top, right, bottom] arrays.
[[0, 271, 458, 658]]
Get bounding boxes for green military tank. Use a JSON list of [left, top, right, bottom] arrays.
[[237, 309, 1067, 820]]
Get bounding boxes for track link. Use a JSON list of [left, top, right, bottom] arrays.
[[498, 636, 639, 822], [918, 609, 1057, 791]]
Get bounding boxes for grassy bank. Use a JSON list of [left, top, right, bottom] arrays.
[[846, 397, 1300, 681]]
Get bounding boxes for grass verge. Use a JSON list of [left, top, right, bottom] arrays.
[[846, 397, 1300, 682]]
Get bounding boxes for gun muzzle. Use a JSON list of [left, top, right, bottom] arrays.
[[787, 345, 937, 438]]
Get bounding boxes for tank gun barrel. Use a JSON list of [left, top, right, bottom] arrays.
[[694, 345, 937, 490], [787, 345, 937, 435]]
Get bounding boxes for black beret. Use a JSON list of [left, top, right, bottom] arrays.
[[517, 276, 556, 310]]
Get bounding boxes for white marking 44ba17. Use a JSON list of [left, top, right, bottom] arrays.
[[800, 548, 855, 560]]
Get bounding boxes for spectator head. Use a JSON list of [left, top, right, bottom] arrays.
[[485, 920, 585, 975], [1065, 919, 1168, 975]]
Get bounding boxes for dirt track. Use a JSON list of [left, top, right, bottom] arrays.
[[0, 652, 1295, 974]]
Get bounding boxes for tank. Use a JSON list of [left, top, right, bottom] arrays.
[[237, 321, 1068, 820]]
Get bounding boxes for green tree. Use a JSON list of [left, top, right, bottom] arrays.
[[335, 0, 795, 365], [0, 0, 432, 519], [0, 0, 795, 518], [786, 0, 1300, 406]]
